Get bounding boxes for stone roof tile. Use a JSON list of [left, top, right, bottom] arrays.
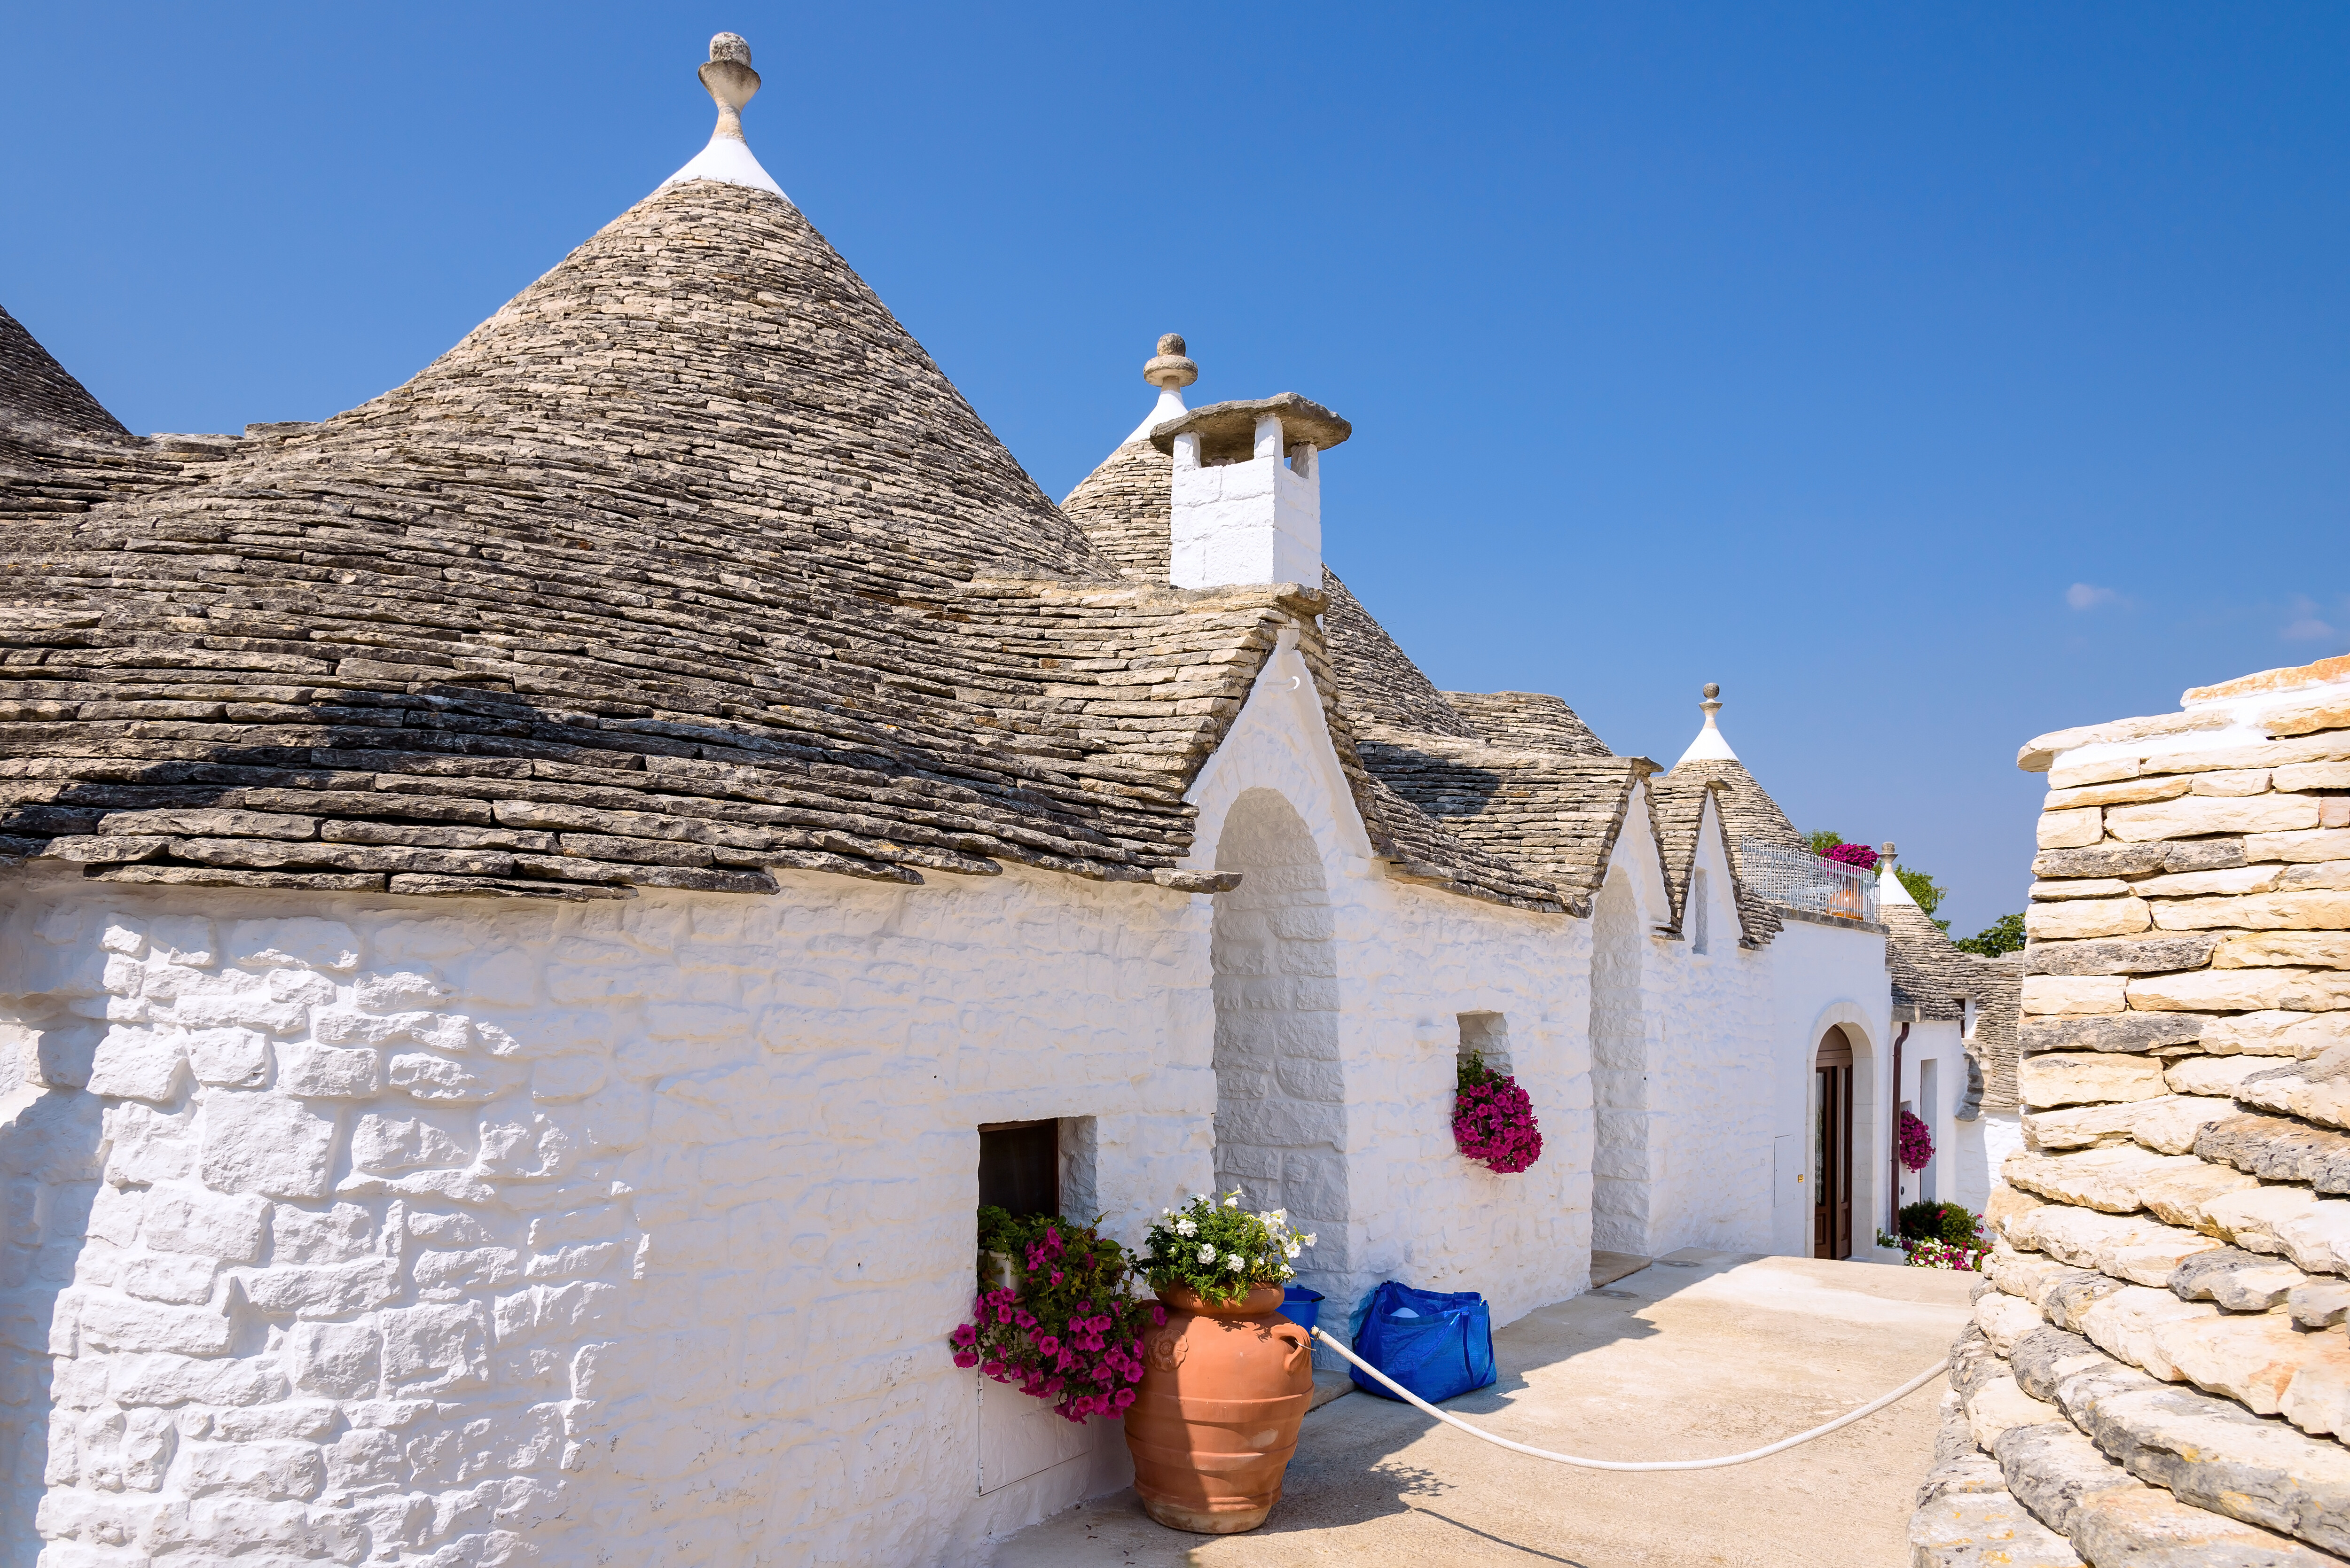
[[0, 180, 1316, 897]]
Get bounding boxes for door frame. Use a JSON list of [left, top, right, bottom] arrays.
[[1814, 1027, 1855, 1259]]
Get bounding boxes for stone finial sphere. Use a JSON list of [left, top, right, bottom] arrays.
[[710, 33, 752, 64], [1144, 334, 1198, 391], [1703, 683, 1720, 700]]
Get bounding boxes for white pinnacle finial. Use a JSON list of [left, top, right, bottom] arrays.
[[657, 33, 790, 202], [1878, 842, 1919, 905], [1673, 682, 1740, 767], [1126, 333, 1196, 445]]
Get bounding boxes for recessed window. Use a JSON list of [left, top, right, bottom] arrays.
[[978, 1121, 1059, 1217], [1691, 870, 1711, 956], [1457, 1011, 1512, 1076]]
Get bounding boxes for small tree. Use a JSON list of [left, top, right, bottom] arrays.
[[1956, 913, 2026, 957], [1803, 829, 1844, 857]]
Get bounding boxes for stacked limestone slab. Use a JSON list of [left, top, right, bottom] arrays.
[[1911, 655, 2350, 1567]]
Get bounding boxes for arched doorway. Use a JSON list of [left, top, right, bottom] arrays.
[[1590, 869, 1648, 1257], [1814, 1027, 1855, 1259], [1210, 789, 1345, 1276]]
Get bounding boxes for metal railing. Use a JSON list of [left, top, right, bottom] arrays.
[[1736, 842, 1880, 924]]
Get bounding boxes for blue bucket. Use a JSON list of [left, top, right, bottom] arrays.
[[1277, 1285, 1324, 1335]]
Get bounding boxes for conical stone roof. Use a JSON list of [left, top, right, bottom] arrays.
[[0, 144, 1316, 897], [1062, 438, 1175, 583], [0, 305, 128, 440]]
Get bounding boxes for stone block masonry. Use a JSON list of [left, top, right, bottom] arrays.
[[0, 863, 1222, 1565], [1911, 655, 2350, 1568]]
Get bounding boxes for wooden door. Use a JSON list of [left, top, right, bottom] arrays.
[[1814, 1030, 1854, 1259]]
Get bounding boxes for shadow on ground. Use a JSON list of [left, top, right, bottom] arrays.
[[989, 1248, 1976, 1568]]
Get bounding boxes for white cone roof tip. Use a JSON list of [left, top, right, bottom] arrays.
[[1879, 857, 1918, 905], [1672, 684, 1739, 767], [657, 33, 791, 202], [1125, 386, 1187, 446], [1124, 333, 1198, 445], [660, 136, 789, 201]]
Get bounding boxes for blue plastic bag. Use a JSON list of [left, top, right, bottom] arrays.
[[1277, 1285, 1324, 1336], [1348, 1281, 1496, 1404]]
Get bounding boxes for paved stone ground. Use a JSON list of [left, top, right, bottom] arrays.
[[991, 1249, 1976, 1567]]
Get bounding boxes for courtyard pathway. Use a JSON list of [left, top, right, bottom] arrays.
[[991, 1249, 1975, 1567]]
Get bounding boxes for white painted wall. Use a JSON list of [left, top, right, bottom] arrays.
[[0, 859, 1216, 1566], [1767, 925, 1894, 1259], [0, 630, 1914, 1563], [1182, 637, 1592, 1340], [1643, 797, 1775, 1258], [1893, 1019, 1967, 1221]]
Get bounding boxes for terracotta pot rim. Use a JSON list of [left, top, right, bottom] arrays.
[[1154, 1282, 1287, 1318]]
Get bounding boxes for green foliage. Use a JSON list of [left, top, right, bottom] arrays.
[[1139, 1190, 1314, 1306], [1804, 829, 1845, 856], [1458, 1050, 1501, 1092], [1896, 866, 1949, 930], [1898, 1199, 1982, 1247], [1955, 912, 2027, 957]]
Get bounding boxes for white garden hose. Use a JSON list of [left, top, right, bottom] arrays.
[[1308, 1326, 1948, 1472]]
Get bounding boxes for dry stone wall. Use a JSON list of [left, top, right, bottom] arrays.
[[1910, 659, 2350, 1567]]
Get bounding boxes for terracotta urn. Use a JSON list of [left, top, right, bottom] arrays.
[[1124, 1283, 1315, 1534]]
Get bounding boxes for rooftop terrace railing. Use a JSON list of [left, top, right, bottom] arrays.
[[1736, 842, 1881, 925]]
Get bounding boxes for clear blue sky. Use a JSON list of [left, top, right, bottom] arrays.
[[6, 4, 2344, 937]]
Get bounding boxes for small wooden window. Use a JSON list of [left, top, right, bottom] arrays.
[[978, 1121, 1060, 1217]]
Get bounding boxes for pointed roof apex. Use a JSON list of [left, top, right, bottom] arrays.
[[658, 33, 788, 202], [1878, 842, 1918, 904], [1123, 333, 1196, 445], [1673, 682, 1739, 766]]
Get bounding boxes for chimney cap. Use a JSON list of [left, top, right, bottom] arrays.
[[1150, 393, 1351, 458]]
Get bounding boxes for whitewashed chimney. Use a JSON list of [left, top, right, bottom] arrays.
[[1149, 392, 1351, 590]]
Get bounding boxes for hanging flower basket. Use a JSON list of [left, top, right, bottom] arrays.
[[1454, 1053, 1542, 1174], [950, 1207, 1156, 1424], [1897, 1110, 1933, 1173]]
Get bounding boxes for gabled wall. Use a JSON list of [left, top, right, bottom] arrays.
[[1769, 923, 1895, 1258], [1183, 635, 1592, 1335], [1642, 791, 1776, 1257]]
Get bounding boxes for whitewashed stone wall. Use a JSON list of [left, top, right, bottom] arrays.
[[0, 859, 1216, 1566], [1644, 796, 1777, 1258], [1183, 639, 1593, 1332], [1207, 789, 1346, 1269], [1590, 869, 1650, 1255], [1770, 926, 1895, 1258], [0, 636, 1909, 1562]]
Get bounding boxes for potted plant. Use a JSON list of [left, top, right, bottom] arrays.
[[1123, 1192, 1318, 1535], [1897, 1199, 1986, 1272], [950, 1206, 1157, 1424]]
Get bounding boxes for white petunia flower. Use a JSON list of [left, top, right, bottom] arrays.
[[1284, 1243, 1301, 1259], [1301, 1233, 1318, 1247], [1225, 1253, 1246, 1270], [1197, 1243, 1216, 1263], [1224, 1195, 1240, 1208], [1175, 1218, 1196, 1237]]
